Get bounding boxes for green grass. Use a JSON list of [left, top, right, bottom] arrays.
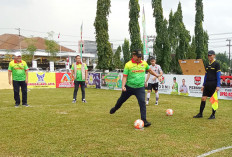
[[0, 88, 231, 157]]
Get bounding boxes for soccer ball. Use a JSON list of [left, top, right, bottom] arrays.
[[166, 109, 173, 116], [134, 119, 144, 129]]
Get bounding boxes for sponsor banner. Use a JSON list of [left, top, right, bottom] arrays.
[[28, 72, 56, 88], [220, 76, 232, 88], [219, 88, 232, 99], [88, 73, 101, 89], [101, 73, 122, 90], [56, 73, 74, 88]]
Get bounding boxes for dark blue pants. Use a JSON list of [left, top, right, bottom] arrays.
[[114, 85, 147, 121], [13, 80, 27, 105], [73, 81, 86, 100]]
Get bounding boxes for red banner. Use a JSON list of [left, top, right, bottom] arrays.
[[56, 73, 74, 88]]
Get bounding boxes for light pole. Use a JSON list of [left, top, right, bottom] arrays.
[[226, 39, 231, 75], [15, 28, 21, 52]]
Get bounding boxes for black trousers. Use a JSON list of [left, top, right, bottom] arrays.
[[13, 80, 27, 105], [114, 85, 147, 121], [73, 81, 86, 100]]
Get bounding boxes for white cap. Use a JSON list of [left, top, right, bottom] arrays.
[[15, 52, 22, 57]]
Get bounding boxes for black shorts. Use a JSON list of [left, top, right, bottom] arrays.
[[148, 83, 158, 91], [203, 81, 217, 97]]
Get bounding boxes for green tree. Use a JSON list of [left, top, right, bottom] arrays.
[[129, 0, 142, 52], [195, 0, 208, 64], [152, 0, 171, 73], [122, 39, 130, 65], [113, 46, 123, 69], [187, 36, 197, 59], [94, 0, 113, 71], [216, 52, 229, 72], [45, 31, 59, 61], [22, 37, 37, 63]]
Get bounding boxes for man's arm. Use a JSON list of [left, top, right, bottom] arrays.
[[8, 71, 12, 85], [25, 70, 28, 84], [145, 73, 150, 83], [71, 70, 74, 81], [122, 75, 127, 91], [85, 70, 88, 84], [147, 68, 158, 77]]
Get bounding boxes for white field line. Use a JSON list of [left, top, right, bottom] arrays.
[[197, 146, 232, 157]]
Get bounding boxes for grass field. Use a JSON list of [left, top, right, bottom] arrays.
[[0, 88, 231, 157]]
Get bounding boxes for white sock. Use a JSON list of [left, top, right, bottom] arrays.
[[156, 92, 159, 102], [146, 93, 150, 104]]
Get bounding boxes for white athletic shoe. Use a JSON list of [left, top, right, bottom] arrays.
[[146, 101, 149, 106], [155, 101, 158, 105]]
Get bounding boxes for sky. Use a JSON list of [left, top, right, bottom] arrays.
[[0, 0, 232, 55]]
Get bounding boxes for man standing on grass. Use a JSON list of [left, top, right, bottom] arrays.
[[145, 57, 163, 105], [110, 50, 159, 127], [71, 55, 88, 103], [8, 52, 29, 107], [193, 50, 221, 119]]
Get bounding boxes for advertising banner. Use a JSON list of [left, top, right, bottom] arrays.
[[28, 72, 56, 88], [101, 73, 122, 90], [88, 73, 101, 89], [56, 73, 74, 88]]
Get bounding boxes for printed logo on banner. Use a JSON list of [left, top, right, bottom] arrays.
[[194, 76, 201, 85], [160, 76, 165, 84], [37, 73, 45, 83]]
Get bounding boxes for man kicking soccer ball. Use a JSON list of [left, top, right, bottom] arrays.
[[145, 57, 163, 105], [110, 50, 158, 127]]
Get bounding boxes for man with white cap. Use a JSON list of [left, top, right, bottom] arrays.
[[8, 52, 29, 107]]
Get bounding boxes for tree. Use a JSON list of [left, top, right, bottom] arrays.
[[216, 52, 230, 72], [113, 46, 123, 69], [152, 0, 171, 73], [122, 39, 130, 65], [195, 0, 208, 65], [129, 0, 142, 52], [187, 36, 197, 59], [94, 0, 113, 71], [45, 31, 59, 61], [22, 37, 37, 63]]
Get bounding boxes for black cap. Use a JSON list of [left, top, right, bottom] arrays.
[[132, 49, 142, 58], [173, 77, 176, 80], [208, 50, 215, 56], [150, 56, 156, 60]]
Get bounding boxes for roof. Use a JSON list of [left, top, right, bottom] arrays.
[[0, 34, 75, 52]]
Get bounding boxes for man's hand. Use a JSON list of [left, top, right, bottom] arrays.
[[216, 87, 220, 91], [85, 80, 88, 84], [145, 82, 148, 87], [25, 79, 28, 85], [9, 80, 12, 85], [152, 77, 157, 81], [122, 86, 126, 92], [201, 86, 204, 92]]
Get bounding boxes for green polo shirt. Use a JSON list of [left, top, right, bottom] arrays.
[[8, 60, 29, 81], [123, 59, 150, 88], [71, 63, 88, 81]]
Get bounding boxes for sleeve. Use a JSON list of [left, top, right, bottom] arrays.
[[216, 62, 221, 72], [85, 64, 88, 70], [24, 62, 29, 71], [203, 73, 207, 86], [145, 62, 150, 71], [71, 64, 74, 70], [159, 65, 163, 73], [8, 62, 13, 71], [216, 62, 221, 87], [123, 63, 129, 76]]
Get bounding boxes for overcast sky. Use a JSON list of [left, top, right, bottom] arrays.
[[0, 0, 232, 55]]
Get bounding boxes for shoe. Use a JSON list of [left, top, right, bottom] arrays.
[[15, 104, 20, 108], [193, 113, 203, 118], [146, 101, 149, 106], [143, 120, 151, 127], [72, 99, 76, 103], [82, 99, 87, 103], [155, 101, 158, 105], [208, 114, 215, 119], [22, 104, 30, 107], [110, 107, 117, 114]]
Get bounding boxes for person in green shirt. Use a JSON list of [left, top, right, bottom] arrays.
[[8, 52, 29, 107], [172, 77, 178, 93], [110, 50, 158, 127], [71, 55, 88, 103]]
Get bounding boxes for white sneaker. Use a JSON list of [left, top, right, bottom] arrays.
[[146, 101, 149, 106], [82, 99, 87, 103], [72, 99, 76, 103], [155, 101, 158, 105]]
